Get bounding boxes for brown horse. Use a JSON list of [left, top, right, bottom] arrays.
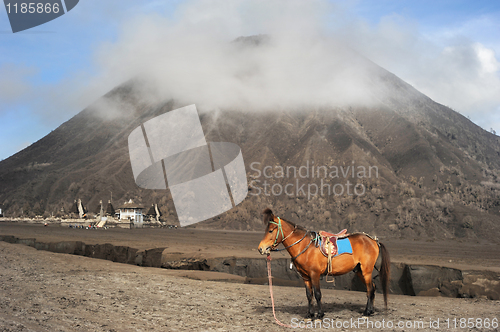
[[258, 208, 390, 319]]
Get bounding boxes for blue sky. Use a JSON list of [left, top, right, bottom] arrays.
[[0, 0, 499, 160]]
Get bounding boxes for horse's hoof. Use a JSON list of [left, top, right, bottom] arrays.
[[362, 310, 374, 316], [304, 314, 315, 322], [315, 313, 325, 321]]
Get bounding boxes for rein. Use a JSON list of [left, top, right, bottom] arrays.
[[291, 236, 313, 262], [270, 217, 307, 252], [271, 229, 308, 252], [269, 217, 313, 262]]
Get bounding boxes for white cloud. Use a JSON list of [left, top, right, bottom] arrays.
[[8, 0, 499, 134], [475, 43, 499, 74], [0, 64, 36, 104], [337, 12, 500, 131], [84, 0, 389, 114], [413, 42, 500, 114]]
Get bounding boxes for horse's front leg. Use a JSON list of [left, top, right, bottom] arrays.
[[303, 279, 315, 320], [311, 274, 324, 320]]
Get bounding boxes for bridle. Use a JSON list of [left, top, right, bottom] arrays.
[[269, 217, 287, 249], [269, 217, 308, 253]]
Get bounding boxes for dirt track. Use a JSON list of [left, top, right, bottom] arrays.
[[1, 224, 500, 331]]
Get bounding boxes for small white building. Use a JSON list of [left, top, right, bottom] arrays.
[[0, 206, 3, 217], [117, 199, 144, 227]]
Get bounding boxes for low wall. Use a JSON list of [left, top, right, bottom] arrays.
[[0, 218, 133, 228], [1, 234, 498, 300]]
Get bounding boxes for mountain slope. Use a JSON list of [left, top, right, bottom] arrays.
[[1, 54, 499, 242]]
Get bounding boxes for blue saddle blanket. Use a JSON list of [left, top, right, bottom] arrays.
[[335, 238, 353, 256]]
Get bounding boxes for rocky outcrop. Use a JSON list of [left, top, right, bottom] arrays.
[[2, 235, 498, 300]]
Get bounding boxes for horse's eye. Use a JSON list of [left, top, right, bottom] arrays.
[[269, 229, 274, 233]]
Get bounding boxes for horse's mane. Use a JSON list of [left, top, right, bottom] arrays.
[[262, 208, 307, 231]]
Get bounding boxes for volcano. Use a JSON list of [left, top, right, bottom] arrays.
[[1, 37, 499, 242]]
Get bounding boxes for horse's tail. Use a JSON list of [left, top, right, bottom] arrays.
[[378, 242, 390, 309]]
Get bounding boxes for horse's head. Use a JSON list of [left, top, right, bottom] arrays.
[[258, 208, 285, 255]]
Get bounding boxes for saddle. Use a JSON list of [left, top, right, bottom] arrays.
[[318, 229, 348, 257], [316, 229, 348, 283]]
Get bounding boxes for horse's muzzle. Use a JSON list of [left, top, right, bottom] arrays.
[[258, 246, 271, 255]]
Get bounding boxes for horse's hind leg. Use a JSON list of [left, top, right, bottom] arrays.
[[355, 269, 376, 316], [303, 280, 315, 320]]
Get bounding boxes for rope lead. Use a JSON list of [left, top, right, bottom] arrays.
[[267, 254, 293, 328]]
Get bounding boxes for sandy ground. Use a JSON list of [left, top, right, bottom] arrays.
[[1, 224, 500, 331], [1, 242, 499, 332]]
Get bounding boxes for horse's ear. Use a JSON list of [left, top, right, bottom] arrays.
[[262, 208, 274, 224]]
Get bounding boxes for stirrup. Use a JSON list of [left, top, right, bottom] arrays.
[[326, 274, 335, 285]]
